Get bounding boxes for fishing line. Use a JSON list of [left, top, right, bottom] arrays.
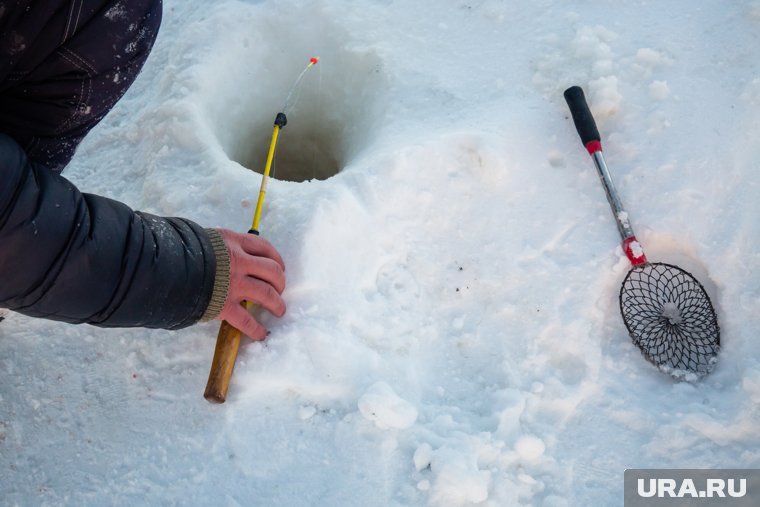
[[282, 56, 320, 114]]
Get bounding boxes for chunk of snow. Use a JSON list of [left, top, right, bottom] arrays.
[[358, 382, 418, 430]]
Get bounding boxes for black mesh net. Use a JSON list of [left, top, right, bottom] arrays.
[[619, 262, 720, 378]]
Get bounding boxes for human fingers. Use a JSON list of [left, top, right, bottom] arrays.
[[236, 277, 287, 318], [238, 233, 286, 271], [224, 304, 268, 341], [236, 255, 286, 294]]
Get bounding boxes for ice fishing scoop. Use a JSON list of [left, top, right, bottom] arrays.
[[563, 86, 720, 378]]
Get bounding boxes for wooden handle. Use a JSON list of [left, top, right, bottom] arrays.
[[204, 319, 243, 403]]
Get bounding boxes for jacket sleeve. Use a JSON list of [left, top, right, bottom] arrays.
[[0, 133, 226, 330]]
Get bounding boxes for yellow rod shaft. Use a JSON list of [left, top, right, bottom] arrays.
[[204, 123, 280, 403], [251, 125, 282, 232]]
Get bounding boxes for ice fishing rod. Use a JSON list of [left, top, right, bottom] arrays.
[[204, 57, 319, 404]]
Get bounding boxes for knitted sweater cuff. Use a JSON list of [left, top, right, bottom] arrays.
[[200, 228, 230, 321]]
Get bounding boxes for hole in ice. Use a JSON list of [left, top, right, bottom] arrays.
[[200, 25, 386, 182]]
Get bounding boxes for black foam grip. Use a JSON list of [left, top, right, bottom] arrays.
[[564, 86, 601, 146]]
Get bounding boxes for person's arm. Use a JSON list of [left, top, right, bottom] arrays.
[[0, 133, 285, 334], [0, 133, 214, 328]]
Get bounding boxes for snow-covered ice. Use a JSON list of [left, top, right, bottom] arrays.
[[2, 0, 759, 505]]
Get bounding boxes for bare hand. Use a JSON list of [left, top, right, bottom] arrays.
[[216, 228, 286, 340]]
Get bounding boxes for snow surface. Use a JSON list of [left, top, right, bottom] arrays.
[[2, 0, 760, 505]]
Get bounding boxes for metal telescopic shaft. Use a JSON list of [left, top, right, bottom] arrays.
[[564, 86, 647, 266], [590, 150, 636, 242]]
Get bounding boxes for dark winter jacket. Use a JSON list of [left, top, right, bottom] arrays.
[[0, 0, 229, 329]]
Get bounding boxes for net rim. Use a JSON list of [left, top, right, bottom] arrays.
[[618, 261, 721, 378]]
